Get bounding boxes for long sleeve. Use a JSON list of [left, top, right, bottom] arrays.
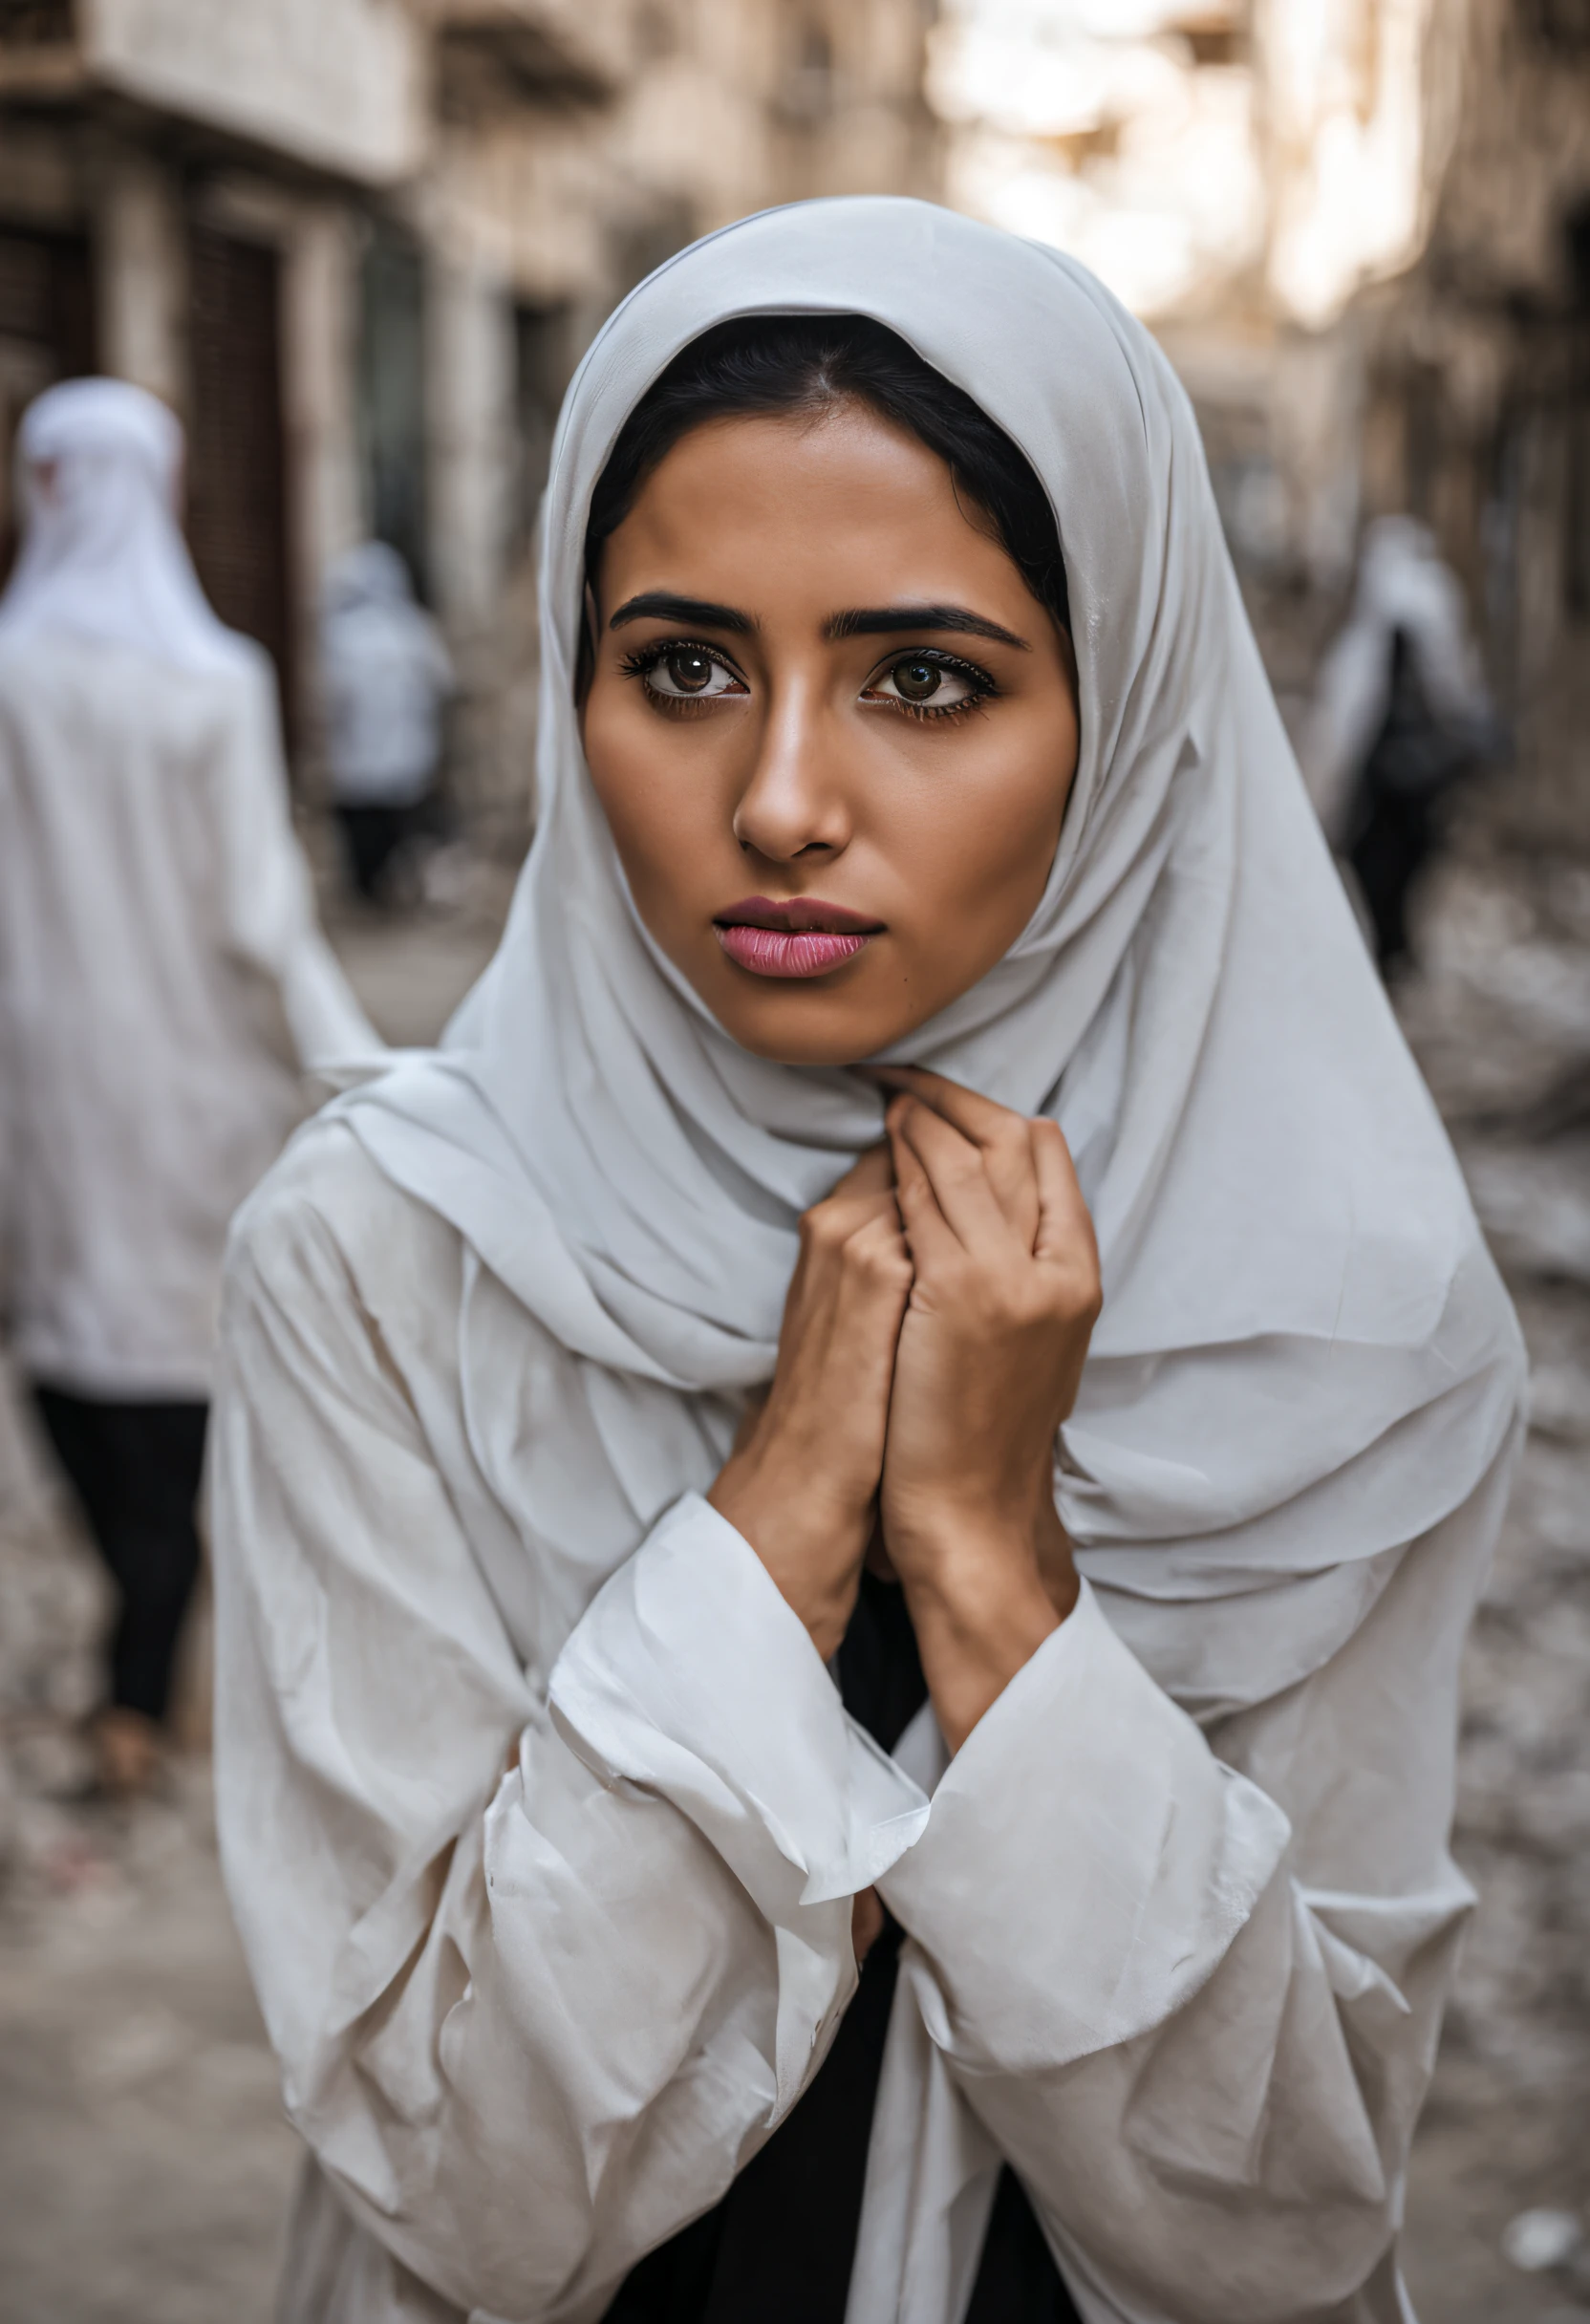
[[211, 651, 382, 1070], [870, 1441, 1515, 2324], [209, 1159, 927, 2324]]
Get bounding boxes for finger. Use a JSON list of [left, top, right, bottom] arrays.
[[841, 1205, 913, 1296], [827, 1140, 895, 1201], [866, 1065, 1015, 1150], [1031, 1119, 1100, 1288], [892, 1094, 1019, 1257], [869, 1066, 1038, 1243], [886, 1106, 962, 1270]]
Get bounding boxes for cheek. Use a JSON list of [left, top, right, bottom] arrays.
[[883, 729, 1068, 936], [581, 691, 720, 907]]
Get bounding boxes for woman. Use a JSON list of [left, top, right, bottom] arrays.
[[319, 541, 455, 903], [212, 203, 1523, 2323], [1303, 517, 1495, 975], [0, 378, 376, 1794]]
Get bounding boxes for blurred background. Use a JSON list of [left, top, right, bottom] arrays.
[[1, 3, 1588, 2319]]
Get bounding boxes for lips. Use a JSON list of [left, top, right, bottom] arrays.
[[714, 895, 883, 980]]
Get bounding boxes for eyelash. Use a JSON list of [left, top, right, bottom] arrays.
[[870, 649, 999, 721], [616, 639, 1000, 721]]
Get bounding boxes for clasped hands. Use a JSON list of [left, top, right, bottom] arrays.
[[708, 1065, 1101, 1758]]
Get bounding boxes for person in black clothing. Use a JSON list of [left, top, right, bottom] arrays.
[[1308, 514, 1497, 975]]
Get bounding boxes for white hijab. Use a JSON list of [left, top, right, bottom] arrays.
[[0, 377, 250, 677], [342, 199, 1521, 1712]]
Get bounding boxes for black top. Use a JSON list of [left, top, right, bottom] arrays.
[[605, 1570, 1080, 2324]]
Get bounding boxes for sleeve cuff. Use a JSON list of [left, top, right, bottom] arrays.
[[548, 1493, 931, 1922], [878, 1582, 1290, 2072]]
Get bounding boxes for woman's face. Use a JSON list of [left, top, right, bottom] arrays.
[[581, 399, 1079, 1066]]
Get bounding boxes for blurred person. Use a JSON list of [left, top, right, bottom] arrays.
[[319, 540, 454, 903], [212, 206, 1523, 2324], [1305, 514, 1496, 974], [0, 377, 379, 1797]]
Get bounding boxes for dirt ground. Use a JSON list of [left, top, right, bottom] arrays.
[[2, 835, 1589, 2322]]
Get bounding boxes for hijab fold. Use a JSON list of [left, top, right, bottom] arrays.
[[340, 198, 1521, 1667]]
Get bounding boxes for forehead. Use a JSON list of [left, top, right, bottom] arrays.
[[600, 403, 1027, 600]]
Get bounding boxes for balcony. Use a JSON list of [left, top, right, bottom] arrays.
[[0, 0, 428, 185], [426, 0, 632, 118]]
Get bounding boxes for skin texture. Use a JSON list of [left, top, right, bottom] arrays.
[[580, 401, 1099, 1812], [581, 404, 1080, 1065]]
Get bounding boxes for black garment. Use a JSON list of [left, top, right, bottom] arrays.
[[32, 1387, 206, 1722], [1345, 626, 1476, 974], [606, 1568, 1080, 2323], [335, 801, 425, 902]]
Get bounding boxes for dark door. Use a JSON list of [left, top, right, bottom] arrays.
[[358, 220, 428, 598], [0, 226, 95, 583], [186, 226, 292, 737]]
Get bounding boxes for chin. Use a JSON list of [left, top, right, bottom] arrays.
[[708, 992, 907, 1069]]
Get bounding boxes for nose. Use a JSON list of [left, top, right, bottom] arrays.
[[731, 677, 851, 863]]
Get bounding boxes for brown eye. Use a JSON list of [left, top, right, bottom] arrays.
[[633, 644, 743, 701], [666, 649, 715, 694], [863, 653, 988, 714], [892, 658, 942, 702]]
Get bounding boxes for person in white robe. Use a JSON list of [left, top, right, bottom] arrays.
[[210, 204, 1524, 2323], [0, 376, 378, 1792], [319, 541, 455, 903], [1302, 515, 1495, 970]]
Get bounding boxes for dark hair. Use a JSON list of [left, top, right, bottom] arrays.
[[583, 313, 1068, 636]]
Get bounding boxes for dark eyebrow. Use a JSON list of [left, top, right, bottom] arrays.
[[824, 603, 1031, 651], [609, 591, 755, 635]]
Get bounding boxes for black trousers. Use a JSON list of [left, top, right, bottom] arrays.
[[335, 801, 424, 902], [32, 1387, 207, 1723], [1346, 785, 1435, 974]]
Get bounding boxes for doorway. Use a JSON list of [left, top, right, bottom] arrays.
[[186, 226, 292, 736], [0, 227, 95, 584]]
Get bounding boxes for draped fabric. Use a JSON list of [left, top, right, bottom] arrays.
[[606, 1570, 1079, 2323], [207, 198, 1528, 2324], [0, 377, 252, 677], [334, 197, 1522, 1711], [0, 380, 380, 1395]]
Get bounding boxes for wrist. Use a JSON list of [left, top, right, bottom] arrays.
[[707, 1460, 863, 1663], [896, 1536, 1064, 1753], [888, 1493, 1079, 1614]]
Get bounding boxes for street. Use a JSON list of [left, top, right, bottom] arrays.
[[1, 831, 1588, 2322]]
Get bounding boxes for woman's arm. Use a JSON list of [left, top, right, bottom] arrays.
[[872, 1066, 1098, 1749], [872, 1432, 1513, 2324], [208, 653, 381, 1069], [850, 1065, 1506, 2317], [210, 1142, 925, 2321]]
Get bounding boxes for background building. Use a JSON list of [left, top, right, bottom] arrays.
[[0, 0, 943, 845], [935, 0, 1590, 835]]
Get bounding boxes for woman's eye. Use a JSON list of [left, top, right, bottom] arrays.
[[864, 655, 985, 713], [642, 647, 742, 699]]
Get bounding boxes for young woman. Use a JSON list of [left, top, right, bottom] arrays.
[[212, 202, 1524, 2324], [0, 378, 375, 1795]]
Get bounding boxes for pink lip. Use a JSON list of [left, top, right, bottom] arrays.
[[714, 894, 883, 980], [717, 925, 874, 978]]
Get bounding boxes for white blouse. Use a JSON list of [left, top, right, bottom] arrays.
[[0, 633, 376, 1398], [212, 1119, 1510, 2324]]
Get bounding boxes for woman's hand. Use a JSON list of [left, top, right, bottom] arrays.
[[709, 1145, 913, 1661], [873, 1066, 1100, 1751]]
